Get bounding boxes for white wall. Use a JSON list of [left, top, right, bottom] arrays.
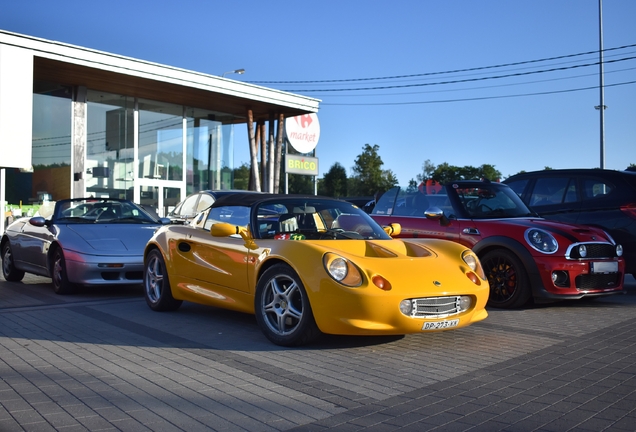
[[0, 44, 33, 169]]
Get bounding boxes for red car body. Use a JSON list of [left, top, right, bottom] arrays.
[[371, 181, 625, 308]]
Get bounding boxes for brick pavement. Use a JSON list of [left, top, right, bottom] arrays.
[[1, 273, 635, 431]]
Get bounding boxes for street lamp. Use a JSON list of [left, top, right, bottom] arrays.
[[222, 69, 245, 78]]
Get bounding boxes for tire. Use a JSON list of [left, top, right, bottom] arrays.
[[254, 263, 321, 346], [481, 249, 531, 309], [144, 249, 182, 312], [51, 248, 76, 294], [2, 242, 25, 282]]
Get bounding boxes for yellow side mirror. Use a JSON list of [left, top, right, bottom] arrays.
[[383, 223, 401, 237], [211, 222, 257, 250]]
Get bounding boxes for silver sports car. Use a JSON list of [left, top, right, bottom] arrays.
[[1, 198, 168, 294]]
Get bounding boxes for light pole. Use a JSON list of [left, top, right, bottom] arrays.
[[598, 0, 606, 169], [222, 69, 245, 78]]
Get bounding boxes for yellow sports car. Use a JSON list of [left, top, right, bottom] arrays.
[[143, 193, 489, 346]]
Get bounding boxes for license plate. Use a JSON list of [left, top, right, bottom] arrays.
[[422, 319, 459, 331], [591, 261, 618, 274]]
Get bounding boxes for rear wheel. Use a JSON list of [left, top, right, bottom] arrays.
[[144, 249, 182, 311], [255, 264, 321, 346], [51, 248, 76, 294], [481, 249, 531, 309], [2, 242, 25, 282]]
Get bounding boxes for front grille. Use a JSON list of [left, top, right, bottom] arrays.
[[412, 296, 464, 318], [575, 273, 622, 289], [567, 243, 617, 259]]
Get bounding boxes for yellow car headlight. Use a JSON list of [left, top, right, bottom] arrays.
[[323, 253, 363, 287], [462, 250, 486, 281]]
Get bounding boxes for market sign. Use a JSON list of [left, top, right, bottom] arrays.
[[285, 113, 320, 154], [285, 154, 319, 176]]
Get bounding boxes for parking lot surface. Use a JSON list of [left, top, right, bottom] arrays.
[[1, 273, 636, 432]]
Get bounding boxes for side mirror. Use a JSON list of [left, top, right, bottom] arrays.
[[425, 207, 450, 226], [29, 216, 47, 227], [383, 223, 401, 237], [159, 218, 171, 225], [211, 222, 257, 250]]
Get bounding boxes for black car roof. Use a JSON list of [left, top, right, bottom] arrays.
[[505, 168, 636, 179]]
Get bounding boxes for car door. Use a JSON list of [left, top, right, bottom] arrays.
[[11, 220, 54, 275], [170, 205, 250, 293]]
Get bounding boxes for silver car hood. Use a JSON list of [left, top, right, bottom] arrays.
[[65, 224, 159, 254]]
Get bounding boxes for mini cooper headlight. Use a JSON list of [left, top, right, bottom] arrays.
[[617, 244, 624, 257], [323, 253, 363, 287], [578, 244, 587, 258], [525, 228, 558, 254]]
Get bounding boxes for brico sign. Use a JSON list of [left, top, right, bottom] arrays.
[[285, 113, 320, 154], [285, 154, 319, 176]]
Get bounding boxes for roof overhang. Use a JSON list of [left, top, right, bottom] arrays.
[[1, 30, 320, 122]]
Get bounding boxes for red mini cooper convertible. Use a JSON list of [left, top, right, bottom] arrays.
[[371, 180, 625, 308]]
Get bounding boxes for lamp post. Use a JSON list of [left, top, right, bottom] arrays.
[[598, 0, 606, 169], [222, 69, 245, 78]]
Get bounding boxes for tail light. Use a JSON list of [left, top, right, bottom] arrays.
[[620, 203, 636, 220]]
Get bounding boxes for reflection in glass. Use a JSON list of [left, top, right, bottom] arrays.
[[138, 99, 183, 181]]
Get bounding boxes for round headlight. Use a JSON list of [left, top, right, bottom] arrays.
[[457, 296, 472, 312], [400, 299, 413, 316], [525, 229, 558, 254], [578, 244, 587, 258], [617, 244, 623, 257], [328, 257, 348, 281]]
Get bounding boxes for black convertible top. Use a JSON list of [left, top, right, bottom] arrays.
[[211, 192, 346, 208]]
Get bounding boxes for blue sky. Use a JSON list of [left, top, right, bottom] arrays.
[[2, 0, 635, 185]]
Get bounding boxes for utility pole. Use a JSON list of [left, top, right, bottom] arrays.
[[598, 0, 606, 169]]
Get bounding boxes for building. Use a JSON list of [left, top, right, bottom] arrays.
[[0, 29, 320, 228]]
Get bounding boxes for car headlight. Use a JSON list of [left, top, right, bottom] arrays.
[[462, 250, 485, 280], [323, 253, 363, 287], [525, 228, 558, 254]]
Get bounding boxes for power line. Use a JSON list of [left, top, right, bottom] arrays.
[[281, 56, 636, 93], [321, 79, 636, 106], [247, 43, 636, 84]]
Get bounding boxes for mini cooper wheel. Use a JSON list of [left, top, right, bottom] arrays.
[[51, 248, 76, 294], [144, 249, 182, 312], [482, 249, 531, 309], [2, 242, 25, 282], [255, 264, 321, 346]]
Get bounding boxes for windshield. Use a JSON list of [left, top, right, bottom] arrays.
[[254, 198, 391, 240], [53, 199, 159, 224], [453, 184, 534, 219]]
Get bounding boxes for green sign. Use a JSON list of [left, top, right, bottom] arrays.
[[285, 154, 319, 176]]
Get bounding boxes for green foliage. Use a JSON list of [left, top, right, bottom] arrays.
[[288, 173, 315, 194], [417, 159, 502, 184], [232, 163, 250, 190], [349, 144, 398, 196], [319, 162, 347, 197]]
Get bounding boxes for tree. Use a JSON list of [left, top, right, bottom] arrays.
[[232, 163, 250, 190], [319, 162, 347, 197], [418, 160, 502, 184], [349, 144, 398, 196]]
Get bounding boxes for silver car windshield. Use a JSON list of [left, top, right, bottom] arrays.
[[54, 199, 158, 224]]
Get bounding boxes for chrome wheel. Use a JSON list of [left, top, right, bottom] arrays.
[[255, 264, 320, 346], [51, 248, 74, 294], [143, 249, 182, 311], [2, 243, 25, 282]]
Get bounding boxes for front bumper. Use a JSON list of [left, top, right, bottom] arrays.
[[64, 251, 145, 286]]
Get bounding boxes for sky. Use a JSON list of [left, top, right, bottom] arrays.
[[2, 0, 635, 185]]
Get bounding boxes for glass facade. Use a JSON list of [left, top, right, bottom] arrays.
[[21, 80, 240, 216]]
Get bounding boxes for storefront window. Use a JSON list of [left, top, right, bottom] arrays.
[[30, 81, 73, 202], [138, 99, 183, 181], [86, 91, 134, 199], [185, 108, 236, 194]]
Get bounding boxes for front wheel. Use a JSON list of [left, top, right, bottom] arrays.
[[2, 242, 25, 282], [481, 249, 531, 309], [254, 264, 321, 346], [51, 248, 76, 294], [144, 249, 182, 312]]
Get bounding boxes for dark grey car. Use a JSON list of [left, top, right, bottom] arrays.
[[504, 169, 636, 275]]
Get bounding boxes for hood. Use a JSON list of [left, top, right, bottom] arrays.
[[473, 217, 613, 243], [63, 224, 160, 254]]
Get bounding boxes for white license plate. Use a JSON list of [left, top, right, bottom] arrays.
[[591, 261, 618, 274], [422, 319, 459, 331]]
